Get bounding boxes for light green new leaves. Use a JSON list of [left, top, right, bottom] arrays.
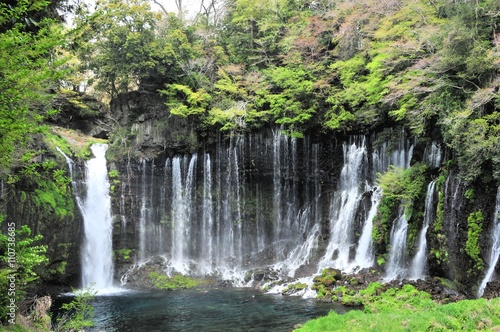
[[160, 84, 212, 117]]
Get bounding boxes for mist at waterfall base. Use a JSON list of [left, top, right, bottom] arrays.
[[52, 288, 343, 331]]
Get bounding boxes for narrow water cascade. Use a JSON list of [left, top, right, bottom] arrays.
[[272, 205, 320, 277], [354, 187, 382, 268], [478, 186, 500, 297], [319, 137, 368, 271], [56, 147, 82, 208], [443, 172, 466, 279], [385, 208, 410, 280], [273, 129, 284, 243], [201, 153, 214, 274], [79, 144, 114, 289], [410, 180, 436, 280], [271, 130, 300, 255], [373, 134, 415, 281], [216, 135, 243, 276], [56, 147, 75, 179], [371, 134, 414, 179], [424, 142, 442, 168], [271, 140, 322, 277], [138, 160, 147, 263], [170, 155, 197, 274]]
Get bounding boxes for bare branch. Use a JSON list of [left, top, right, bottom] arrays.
[[152, 0, 169, 16]]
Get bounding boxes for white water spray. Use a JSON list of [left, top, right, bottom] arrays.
[[319, 138, 367, 271], [478, 186, 500, 297], [80, 144, 114, 289], [385, 208, 409, 281], [170, 155, 197, 274], [354, 187, 382, 268], [410, 180, 436, 280], [201, 153, 214, 273], [424, 142, 442, 168]]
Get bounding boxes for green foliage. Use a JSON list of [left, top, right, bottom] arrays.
[[0, 217, 48, 322], [284, 282, 308, 294], [207, 107, 248, 131], [0, 0, 65, 176], [376, 256, 386, 267], [108, 169, 120, 179], [71, 0, 161, 97], [464, 188, 475, 200], [372, 196, 397, 246], [373, 164, 427, 251], [59, 0, 500, 186], [17, 160, 75, 219], [376, 164, 427, 205], [465, 211, 484, 273], [259, 66, 317, 134], [297, 286, 500, 332], [114, 248, 132, 261], [49, 261, 67, 275], [160, 84, 212, 118], [55, 284, 97, 331], [148, 272, 199, 290], [313, 268, 342, 291], [445, 111, 500, 183]]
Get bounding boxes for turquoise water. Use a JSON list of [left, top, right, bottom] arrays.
[[54, 288, 349, 331]]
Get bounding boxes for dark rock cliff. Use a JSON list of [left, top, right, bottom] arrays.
[[10, 90, 498, 296]]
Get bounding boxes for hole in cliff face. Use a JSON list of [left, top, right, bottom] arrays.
[[93, 130, 109, 139]]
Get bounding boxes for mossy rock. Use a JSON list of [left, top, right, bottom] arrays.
[[148, 272, 200, 290], [294, 283, 308, 291], [321, 268, 343, 280], [283, 282, 309, 295]]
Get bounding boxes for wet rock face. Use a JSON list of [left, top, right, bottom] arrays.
[[109, 91, 197, 159], [3, 182, 82, 288], [483, 281, 500, 299]]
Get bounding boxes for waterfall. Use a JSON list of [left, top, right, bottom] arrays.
[[371, 135, 414, 179], [424, 142, 442, 168], [443, 172, 465, 280], [319, 137, 367, 271], [138, 160, 147, 263], [215, 135, 243, 274], [371, 133, 415, 281], [478, 186, 500, 297], [354, 187, 382, 268], [200, 153, 214, 273], [57, 144, 114, 289], [170, 155, 197, 274], [56, 147, 75, 179], [79, 144, 114, 289], [272, 140, 322, 277], [410, 180, 436, 280], [316, 133, 414, 273], [273, 129, 284, 242], [127, 130, 420, 284], [385, 208, 409, 280]]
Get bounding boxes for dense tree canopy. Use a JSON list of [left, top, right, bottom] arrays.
[[1, 0, 500, 181], [0, 0, 66, 176]]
